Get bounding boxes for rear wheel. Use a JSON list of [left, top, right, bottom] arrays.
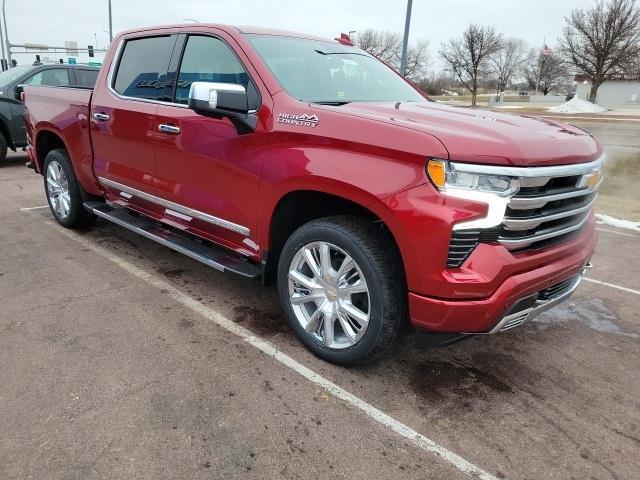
[[277, 216, 405, 365], [43, 149, 96, 228]]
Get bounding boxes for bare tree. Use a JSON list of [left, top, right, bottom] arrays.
[[357, 29, 430, 79], [439, 24, 503, 106], [560, 0, 640, 102], [523, 48, 571, 95], [490, 38, 527, 99]]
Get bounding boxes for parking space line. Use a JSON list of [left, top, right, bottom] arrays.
[[584, 278, 640, 296], [596, 227, 640, 238], [19, 205, 49, 211], [45, 220, 499, 480]]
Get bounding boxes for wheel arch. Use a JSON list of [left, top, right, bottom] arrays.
[[261, 186, 406, 287]]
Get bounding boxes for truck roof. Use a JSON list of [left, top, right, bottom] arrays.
[[115, 23, 343, 45]]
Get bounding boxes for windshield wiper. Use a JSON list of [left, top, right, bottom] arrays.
[[312, 100, 352, 106]]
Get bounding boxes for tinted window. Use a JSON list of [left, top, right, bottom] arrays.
[[24, 68, 71, 87], [248, 35, 424, 104], [175, 35, 249, 104], [75, 69, 99, 88], [113, 36, 173, 100]]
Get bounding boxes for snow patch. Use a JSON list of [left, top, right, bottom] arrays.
[[596, 213, 640, 232], [548, 97, 607, 114]]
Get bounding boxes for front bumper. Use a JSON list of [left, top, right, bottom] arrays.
[[407, 223, 596, 333]]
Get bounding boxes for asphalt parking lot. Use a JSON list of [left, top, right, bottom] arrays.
[[1, 120, 639, 480]]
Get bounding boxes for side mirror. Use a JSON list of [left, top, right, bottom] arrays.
[[187, 81, 256, 134], [14, 84, 25, 100], [188, 81, 249, 118]]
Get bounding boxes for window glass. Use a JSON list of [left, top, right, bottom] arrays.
[[175, 35, 249, 104], [113, 36, 173, 100], [24, 69, 71, 87], [0, 65, 32, 87], [247, 35, 424, 104], [75, 69, 99, 88]]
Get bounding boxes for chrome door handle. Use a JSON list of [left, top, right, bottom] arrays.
[[93, 112, 110, 122], [158, 124, 181, 134]]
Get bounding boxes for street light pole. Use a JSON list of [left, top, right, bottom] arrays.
[[108, 0, 113, 42], [2, 0, 11, 66], [0, 7, 5, 70], [399, 0, 413, 77]]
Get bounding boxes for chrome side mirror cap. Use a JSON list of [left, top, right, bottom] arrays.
[[187, 81, 249, 118]]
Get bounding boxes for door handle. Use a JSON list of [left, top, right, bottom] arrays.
[[158, 124, 181, 134], [93, 112, 110, 122]]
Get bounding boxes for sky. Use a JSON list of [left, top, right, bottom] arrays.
[[4, 0, 592, 66]]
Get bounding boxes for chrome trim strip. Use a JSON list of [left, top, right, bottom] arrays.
[[91, 207, 226, 273], [487, 271, 585, 334], [451, 154, 606, 178], [502, 198, 595, 231], [498, 213, 590, 248], [509, 178, 602, 210], [97, 177, 250, 236], [466, 267, 588, 335]]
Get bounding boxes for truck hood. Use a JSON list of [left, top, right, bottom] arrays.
[[321, 101, 601, 166]]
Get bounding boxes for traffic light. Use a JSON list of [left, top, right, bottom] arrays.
[[11, 59, 17, 67], [88, 45, 94, 57]]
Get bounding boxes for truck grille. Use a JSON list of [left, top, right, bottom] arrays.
[[445, 156, 604, 267], [498, 173, 601, 251]]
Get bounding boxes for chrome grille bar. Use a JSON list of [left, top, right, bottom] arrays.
[[502, 197, 595, 231], [498, 214, 590, 249], [509, 178, 602, 210]]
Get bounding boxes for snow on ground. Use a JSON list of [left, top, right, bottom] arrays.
[[596, 213, 640, 232], [548, 97, 607, 114]]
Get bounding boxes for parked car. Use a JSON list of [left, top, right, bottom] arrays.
[[566, 92, 576, 101], [0, 64, 99, 163], [23, 25, 602, 365]]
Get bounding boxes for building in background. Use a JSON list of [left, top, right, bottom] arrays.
[[575, 74, 640, 107]]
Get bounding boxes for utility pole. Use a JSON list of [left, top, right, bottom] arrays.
[[0, 5, 5, 71], [108, 0, 113, 42], [2, 0, 11, 66], [399, 0, 413, 77]]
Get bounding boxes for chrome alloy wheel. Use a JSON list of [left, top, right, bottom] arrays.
[[46, 160, 71, 219], [288, 241, 370, 349]]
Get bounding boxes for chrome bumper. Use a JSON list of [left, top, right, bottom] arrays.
[[484, 263, 592, 334]]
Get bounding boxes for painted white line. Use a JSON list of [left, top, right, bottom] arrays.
[[19, 205, 49, 211], [584, 278, 640, 296], [595, 213, 640, 232], [539, 115, 640, 122], [596, 227, 640, 238], [46, 222, 498, 480]]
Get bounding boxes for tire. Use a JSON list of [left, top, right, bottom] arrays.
[[0, 131, 7, 164], [277, 215, 406, 366], [43, 148, 96, 228]]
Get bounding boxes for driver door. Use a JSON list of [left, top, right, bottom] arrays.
[[154, 33, 264, 256]]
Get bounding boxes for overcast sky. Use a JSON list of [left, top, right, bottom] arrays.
[[6, 0, 591, 65]]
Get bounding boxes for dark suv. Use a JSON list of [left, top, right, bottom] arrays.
[[0, 64, 99, 163]]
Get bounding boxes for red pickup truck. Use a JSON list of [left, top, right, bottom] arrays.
[[24, 24, 602, 365]]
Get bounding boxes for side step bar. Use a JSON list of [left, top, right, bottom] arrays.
[[83, 201, 261, 280]]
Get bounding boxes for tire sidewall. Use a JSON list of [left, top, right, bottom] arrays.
[[43, 149, 84, 227], [277, 222, 388, 365], [0, 131, 7, 163]]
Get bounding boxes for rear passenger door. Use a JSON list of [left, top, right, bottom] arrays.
[[91, 34, 176, 202]]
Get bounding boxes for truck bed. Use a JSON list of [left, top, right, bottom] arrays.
[[24, 85, 98, 193]]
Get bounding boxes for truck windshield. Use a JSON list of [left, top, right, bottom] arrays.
[[247, 35, 425, 104], [0, 65, 32, 87]]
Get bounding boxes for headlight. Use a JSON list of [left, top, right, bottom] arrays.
[[427, 159, 519, 197]]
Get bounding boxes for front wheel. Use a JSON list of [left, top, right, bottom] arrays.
[[277, 216, 406, 365], [43, 149, 96, 228]]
